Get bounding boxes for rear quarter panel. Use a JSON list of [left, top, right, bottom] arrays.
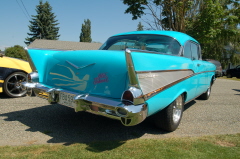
[[130, 52, 215, 116]]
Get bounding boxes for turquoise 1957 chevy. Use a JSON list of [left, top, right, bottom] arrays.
[[23, 31, 216, 132]]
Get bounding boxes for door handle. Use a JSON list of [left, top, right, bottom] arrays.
[[197, 64, 201, 67]]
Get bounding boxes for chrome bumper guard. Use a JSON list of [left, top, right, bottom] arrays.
[[22, 82, 148, 126]]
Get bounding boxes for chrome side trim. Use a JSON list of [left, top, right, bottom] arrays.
[[140, 70, 215, 99], [142, 74, 192, 99], [137, 70, 194, 95], [136, 69, 193, 74]]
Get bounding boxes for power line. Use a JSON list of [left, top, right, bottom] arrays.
[[15, 0, 31, 20], [16, 0, 29, 20], [20, 0, 31, 19]]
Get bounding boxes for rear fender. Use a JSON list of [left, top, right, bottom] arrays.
[[27, 49, 66, 83]]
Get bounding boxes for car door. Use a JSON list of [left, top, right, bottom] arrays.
[[190, 42, 207, 95], [183, 41, 207, 99]]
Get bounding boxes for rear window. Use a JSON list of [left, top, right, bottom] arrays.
[[100, 34, 181, 55]]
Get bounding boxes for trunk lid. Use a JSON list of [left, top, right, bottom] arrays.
[[45, 50, 128, 99]]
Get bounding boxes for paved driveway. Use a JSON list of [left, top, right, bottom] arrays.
[[0, 79, 239, 146]]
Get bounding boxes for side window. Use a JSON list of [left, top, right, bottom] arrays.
[[183, 42, 191, 59], [183, 41, 200, 60], [191, 43, 199, 60]]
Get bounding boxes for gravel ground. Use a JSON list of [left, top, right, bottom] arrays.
[[0, 79, 239, 146]]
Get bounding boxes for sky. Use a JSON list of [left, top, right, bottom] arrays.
[[0, 0, 144, 51]]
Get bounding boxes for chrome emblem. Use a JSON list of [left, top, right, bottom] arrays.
[[66, 60, 95, 70]]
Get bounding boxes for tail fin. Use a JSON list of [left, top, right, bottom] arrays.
[[26, 48, 63, 83]]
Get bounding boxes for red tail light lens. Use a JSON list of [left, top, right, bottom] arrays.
[[122, 90, 134, 105]]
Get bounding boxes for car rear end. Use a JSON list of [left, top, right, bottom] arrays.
[[23, 48, 147, 126]]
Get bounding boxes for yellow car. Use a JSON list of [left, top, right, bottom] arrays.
[[0, 53, 32, 97]]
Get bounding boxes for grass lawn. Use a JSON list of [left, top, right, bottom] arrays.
[[219, 76, 240, 81], [0, 134, 239, 159]]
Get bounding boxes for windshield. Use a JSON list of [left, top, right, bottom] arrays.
[[99, 34, 181, 55]]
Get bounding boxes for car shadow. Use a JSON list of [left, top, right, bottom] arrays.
[[184, 100, 196, 111], [0, 99, 196, 151], [233, 89, 240, 95]]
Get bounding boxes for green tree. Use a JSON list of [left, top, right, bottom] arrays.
[[123, 0, 193, 31], [25, 0, 60, 45], [122, 0, 240, 67], [5, 45, 28, 61], [80, 19, 92, 42], [186, 0, 240, 68], [137, 22, 144, 30]]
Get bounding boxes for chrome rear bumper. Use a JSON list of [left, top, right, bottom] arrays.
[[22, 82, 148, 126]]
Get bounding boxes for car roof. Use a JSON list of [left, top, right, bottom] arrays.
[[112, 31, 199, 46]]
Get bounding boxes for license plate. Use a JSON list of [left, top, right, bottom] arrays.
[[59, 92, 75, 107]]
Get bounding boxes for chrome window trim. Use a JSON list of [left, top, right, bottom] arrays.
[[136, 69, 194, 96]]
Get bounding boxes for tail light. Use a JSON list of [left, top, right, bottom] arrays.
[[121, 87, 145, 106], [121, 90, 134, 105], [27, 72, 39, 83]]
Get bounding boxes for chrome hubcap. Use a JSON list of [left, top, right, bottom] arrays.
[[173, 96, 183, 123], [207, 87, 211, 96]]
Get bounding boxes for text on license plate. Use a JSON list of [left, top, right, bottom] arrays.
[[59, 92, 75, 107]]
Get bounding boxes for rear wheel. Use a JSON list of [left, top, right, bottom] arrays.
[[3, 72, 27, 98], [154, 94, 184, 132]]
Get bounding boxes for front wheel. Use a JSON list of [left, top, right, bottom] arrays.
[[3, 72, 27, 98], [199, 84, 211, 100], [154, 94, 184, 132]]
